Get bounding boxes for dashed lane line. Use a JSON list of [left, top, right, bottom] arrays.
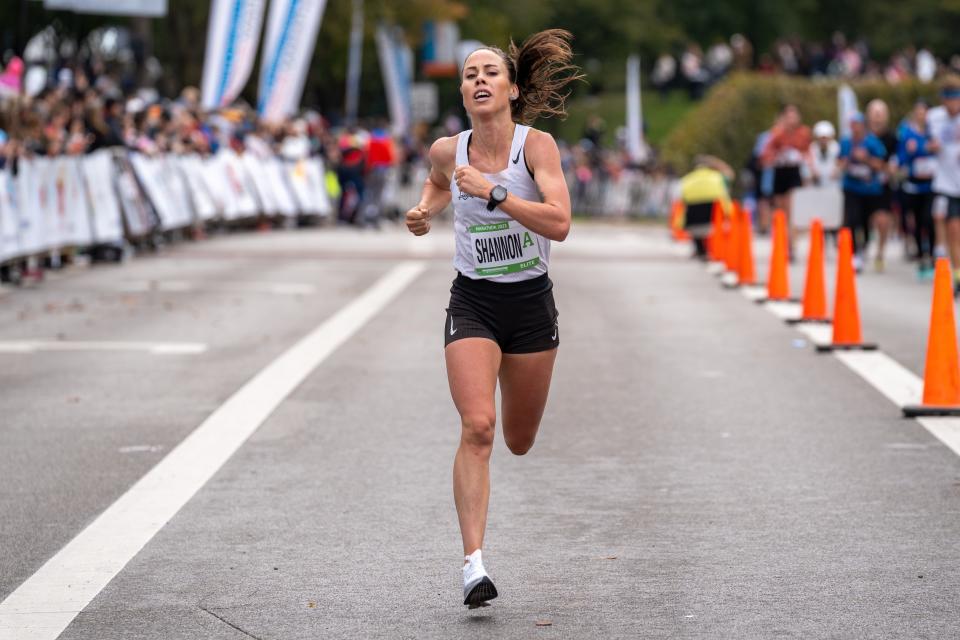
[[0, 341, 208, 355], [0, 260, 426, 640]]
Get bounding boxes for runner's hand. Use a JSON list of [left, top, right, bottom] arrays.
[[406, 205, 431, 236], [454, 165, 494, 199]]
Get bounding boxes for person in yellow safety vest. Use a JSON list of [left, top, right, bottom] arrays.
[[678, 154, 734, 259]]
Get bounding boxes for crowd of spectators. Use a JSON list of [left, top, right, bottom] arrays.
[[0, 29, 426, 229], [653, 31, 948, 100]]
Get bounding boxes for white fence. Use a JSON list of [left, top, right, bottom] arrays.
[[0, 149, 334, 264]]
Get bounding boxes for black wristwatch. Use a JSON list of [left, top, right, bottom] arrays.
[[486, 184, 508, 211]]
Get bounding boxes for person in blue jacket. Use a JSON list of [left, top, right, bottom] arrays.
[[838, 112, 888, 272], [898, 98, 937, 279]]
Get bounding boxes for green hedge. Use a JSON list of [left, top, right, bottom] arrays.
[[660, 73, 940, 174]]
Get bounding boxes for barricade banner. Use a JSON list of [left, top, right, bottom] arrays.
[[286, 157, 331, 216], [241, 152, 279, 215], [217, 149, 259, 219], [111, 153, 154, 239], [16, 158, 46, 255], [82, 150, 126, 244], [178, 154, 219, 221], [0, 169, 19, 261], [264, 157, 299, 217], [130, 153, 194, 231], [65, 157, 95, 247]]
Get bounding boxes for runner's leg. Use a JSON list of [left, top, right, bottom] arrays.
[[446, 338, 501, 556], [500, 349, 558, 455]]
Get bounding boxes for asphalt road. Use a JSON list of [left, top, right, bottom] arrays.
[[2, 221, 959, 639]]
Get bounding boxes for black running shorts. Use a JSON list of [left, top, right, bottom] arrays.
[[444, 272, 559, 354]]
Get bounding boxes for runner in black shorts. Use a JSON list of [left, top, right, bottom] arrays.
[[405, 29, 581, 608], [761, 104, 811, 256], [866, 99, 897, 272]]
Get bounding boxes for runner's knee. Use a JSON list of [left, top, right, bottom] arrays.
[[505, 434, 535, 456], [460, 413, 496, 450]]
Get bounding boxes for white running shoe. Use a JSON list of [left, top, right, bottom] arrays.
[[462, 549, 498, 608]]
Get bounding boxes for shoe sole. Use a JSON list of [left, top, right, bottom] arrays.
[[464, 576, 498, 608]]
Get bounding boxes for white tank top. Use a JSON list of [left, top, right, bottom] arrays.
[[451, 124, 550, 281]]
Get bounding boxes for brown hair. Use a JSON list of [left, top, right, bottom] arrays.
[[469, 29, 585, 124], [940, 73, 960, 95]]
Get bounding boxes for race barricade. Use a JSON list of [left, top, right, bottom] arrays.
[[0, 148, 335, 271]]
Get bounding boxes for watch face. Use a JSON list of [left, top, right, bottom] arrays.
[[492, 185, 508, 201]]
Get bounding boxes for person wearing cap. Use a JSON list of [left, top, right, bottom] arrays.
[[926, 74, 960, 295], [806, 120, 840, 188], [897, 98, 937, 280], [837, 112, 888, 272]]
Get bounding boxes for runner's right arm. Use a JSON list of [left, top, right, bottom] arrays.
[[406, 137, 455, 236]]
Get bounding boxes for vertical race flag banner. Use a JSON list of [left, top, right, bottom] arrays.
[[626, 55, 648, 164], [344, 0, 365, 125], [375, 24, 413, 136], [201, 0, 267, 111], [837, 83, 858, 139], [257, 0, 328, 122]]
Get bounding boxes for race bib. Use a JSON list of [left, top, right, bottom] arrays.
[[778, 148, 803, 165], [847, 164, 871, 180], [470, 220, 541, 277], [913, 156, 937, 179]]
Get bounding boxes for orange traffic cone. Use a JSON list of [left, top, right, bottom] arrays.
[[816, 227, 877, 352], [737, 203, 758, 286], [903, 258, 960, 416], [670, 201, 690, 242], [724, 202, 741, 274], [763, 209, 796, 302], [708, 201, 725, 263], [787, 218, 829, 324]]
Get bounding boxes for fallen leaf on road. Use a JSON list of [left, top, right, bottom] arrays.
[[535, 620, 552, 627], [307, 601, 316, 608], [604, 556, 617, 560]]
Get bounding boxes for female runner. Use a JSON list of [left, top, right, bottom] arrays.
[[405, 29, 581, 607]]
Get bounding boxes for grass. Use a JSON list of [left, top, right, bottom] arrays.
[[550, 89, 695, 148]]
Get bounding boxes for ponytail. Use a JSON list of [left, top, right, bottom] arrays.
[[471, 29, 585, 125]]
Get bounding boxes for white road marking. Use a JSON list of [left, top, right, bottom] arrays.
[[917, 417, 960, 458], [739, 285, 767, 302], [118, 280, 317, 295], [794, 323, 833, 346], [0, 341, 207, 355], [758, 288, 960, 461], [764, 300, 802, 321], [832, 351, 923, 407], [705, 262, 725, 275], [0, 260, 426, 640]]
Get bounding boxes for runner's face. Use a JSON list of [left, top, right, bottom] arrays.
[[461, 50, 515, 118]]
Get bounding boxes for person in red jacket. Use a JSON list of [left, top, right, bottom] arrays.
[[762, 103, 811, 254]]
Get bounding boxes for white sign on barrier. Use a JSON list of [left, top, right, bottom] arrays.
[[265, 157, 299, 217], [286, 157, 330, 216], [241, 152, 279, 216], [66, 157, 95, 247], [130, 153, 194, 231], [114, 157, 152, 238], [0, 170, 19, 261], [16, 158, 45, 255], [83, 151, 126, 244], [218, 150, 259, 219], [791, 185, 843, 230], [178, 155, 219, 221]]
